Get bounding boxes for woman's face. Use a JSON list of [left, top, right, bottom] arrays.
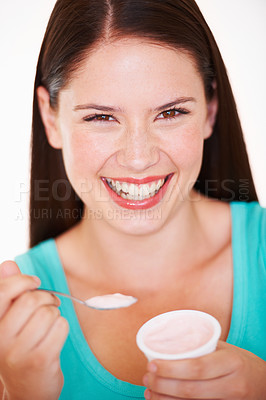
[[38, 38, 217, 235]]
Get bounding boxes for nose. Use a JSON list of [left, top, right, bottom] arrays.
[[116, 125, 160, 172]]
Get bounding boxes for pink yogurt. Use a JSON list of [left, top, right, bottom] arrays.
[[136, 310, 221, 361], [85, 293, 137, 309], [144, 313, 213, 354]]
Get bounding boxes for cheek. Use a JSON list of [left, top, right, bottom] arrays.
[[61, 131, 112, 179], [60, 132, 114, 202], [165, 126, 205, 170]]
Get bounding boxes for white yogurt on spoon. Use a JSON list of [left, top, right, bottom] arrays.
[[85, 293, 137, 309]]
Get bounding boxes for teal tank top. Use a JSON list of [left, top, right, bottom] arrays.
[[15, 201, 266, 399]]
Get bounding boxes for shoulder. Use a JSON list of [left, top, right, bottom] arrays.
[[230, 201, 266, 265], [230, 201, 265, 236], [230, 200, 265, 215], [195, 197, 265, 257], [15, 238, 56, 277]]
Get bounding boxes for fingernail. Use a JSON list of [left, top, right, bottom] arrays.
[[148, 362, 157, 373], [143, 374, 149, 387], [144, 389, 151, 399]]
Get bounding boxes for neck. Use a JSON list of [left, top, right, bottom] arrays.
[[69, 192, 210, 294]]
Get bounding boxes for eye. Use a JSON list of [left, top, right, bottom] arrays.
[[157, 107, 189, 120], [84, 113, 116, 122]]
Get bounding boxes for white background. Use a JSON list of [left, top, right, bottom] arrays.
[[0, 0, 265, 261]]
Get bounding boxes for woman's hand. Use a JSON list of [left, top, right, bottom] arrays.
[[143, 341, 266, 399], [0, 261, 69, 400]]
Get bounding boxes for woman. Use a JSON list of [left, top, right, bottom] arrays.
[[0, 0, 265, 399]]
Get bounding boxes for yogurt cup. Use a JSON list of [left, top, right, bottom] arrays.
[[136, 310, 221, 361]]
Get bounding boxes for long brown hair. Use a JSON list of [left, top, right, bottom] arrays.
[[30, 0, 258, 247]]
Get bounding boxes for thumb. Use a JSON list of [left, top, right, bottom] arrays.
[[0, 260, 21, 279]]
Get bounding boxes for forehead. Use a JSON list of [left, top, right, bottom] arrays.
[[61, 38, 204, 104]]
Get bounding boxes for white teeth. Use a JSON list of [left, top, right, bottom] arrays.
[[116, 181, 122, 191], [150, 182, 156, 192], [142, 185, 150, 196], [156, 179, 163, 190], [128, 183, 136, 196], [121, 182, 129, 193], [105, 176, 167, 201], [138, 187, 143, 197]]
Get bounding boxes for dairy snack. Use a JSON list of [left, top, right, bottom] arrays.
[[143, 313, 213, 354], [85, 293, 137, 309], [136, 310, 221, 361]]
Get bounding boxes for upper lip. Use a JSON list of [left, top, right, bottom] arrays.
[[102, 174, 171, 184]]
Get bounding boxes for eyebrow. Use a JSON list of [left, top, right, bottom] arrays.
[[73, 97, 196, 113]]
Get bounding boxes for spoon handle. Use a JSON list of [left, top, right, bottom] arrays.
[[39, 288, 87, 306]]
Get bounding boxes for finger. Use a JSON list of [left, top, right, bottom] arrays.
[[14, 305, 61, 352], [148, 345, 238, 380], [144, 372, 239, 399], [0, 275, 41, 319], [5, 315, 68, 372], [0, 290, 60, 338], [0, 260, 21, 278], [145, 389, 205, 400], [146, 389, 205, 400], [145, 388, 184, 400], [36, 316, 69, 358]]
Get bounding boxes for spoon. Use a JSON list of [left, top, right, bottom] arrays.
[[39, 289, 138, 310]]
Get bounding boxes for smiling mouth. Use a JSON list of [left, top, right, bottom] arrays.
[[103, 174, 172, 201]]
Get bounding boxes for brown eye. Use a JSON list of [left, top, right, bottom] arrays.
[[84, 114, 116, 122], [162, 110, 177, 118], [157, 108, 189, 121], [96, 115, 111, 121]]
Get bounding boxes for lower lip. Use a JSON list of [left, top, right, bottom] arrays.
[[101, 174, 174, 210]]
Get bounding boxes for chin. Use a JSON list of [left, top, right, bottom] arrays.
[[101, 205, 167, 236]]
